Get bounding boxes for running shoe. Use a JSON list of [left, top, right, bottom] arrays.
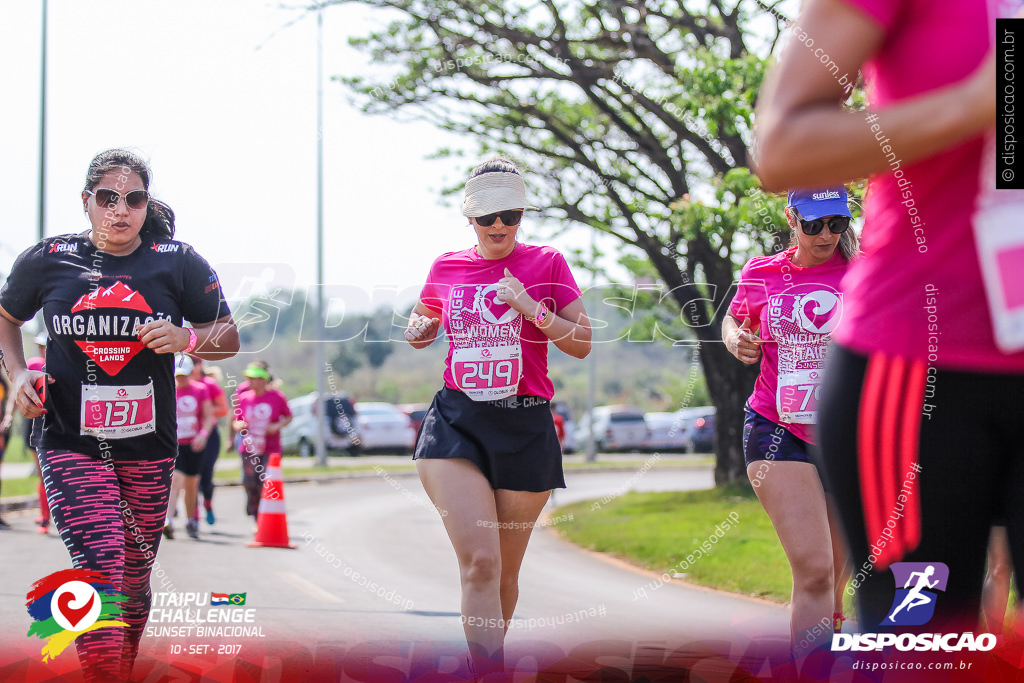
[[163, 523, 174, 540], [186, 520, 199, 539], [36, 519, 49, 534], [0, 518, 10, 529], [206, 507, 215, 525]]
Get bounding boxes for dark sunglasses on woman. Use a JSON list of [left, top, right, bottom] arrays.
[[86, 188, 150, 210], [475, 209, 523, 227], [794, 209, 850, 236]]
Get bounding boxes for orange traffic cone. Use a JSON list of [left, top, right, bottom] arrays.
[[246, 453, 297, 549]]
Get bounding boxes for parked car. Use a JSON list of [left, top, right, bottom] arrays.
[[354, 402, 417, 454], [551, 401, 577, 454], [643, 412, 692, 452], [398, 403, 431, 435], [280, 392, 361, 457], [575, 405, 649, 453], [676, 407, 717, 453]]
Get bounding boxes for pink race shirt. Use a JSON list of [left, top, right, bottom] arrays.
[[420, 244, 582, 400], [175, 381, 210, 444], [837, 0, 1024, 372], [237, 389, 291, 456], [729, 247, 851, 443], [199, 376, 225, 417]]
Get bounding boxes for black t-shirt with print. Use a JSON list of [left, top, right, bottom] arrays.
[[0, 232, 230, 460]]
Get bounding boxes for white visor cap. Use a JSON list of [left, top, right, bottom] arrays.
[[461, 172, 540, 217]]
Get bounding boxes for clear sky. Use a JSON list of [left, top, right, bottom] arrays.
[[0, 0, 620, 320]]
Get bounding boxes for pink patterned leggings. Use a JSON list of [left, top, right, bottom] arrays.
[[40, 449, 174, 681]]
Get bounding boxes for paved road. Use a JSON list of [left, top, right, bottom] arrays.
[[0, 467, 790, 679]]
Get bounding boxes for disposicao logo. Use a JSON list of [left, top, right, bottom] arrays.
[[26, 569, 127, 661], [832, 561, 996, 653], [885, 562, 948, 626]]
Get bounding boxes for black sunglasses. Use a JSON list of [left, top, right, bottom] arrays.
[[475, 210, 523, 227], [87, 188, 150, 211], [794, 209, 850, 236]]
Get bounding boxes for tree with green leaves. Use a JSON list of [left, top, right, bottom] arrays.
[[332, 0, 795, 484]]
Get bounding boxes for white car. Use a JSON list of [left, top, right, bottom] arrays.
[[643, 412, 692, 452], [575, 405, 649, 453], [354, 402, 417, 454]]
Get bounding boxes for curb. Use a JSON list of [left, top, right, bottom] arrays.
[[0, 464, 707, 514]]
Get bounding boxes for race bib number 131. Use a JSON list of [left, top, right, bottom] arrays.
[[81, 382, 156, 439]]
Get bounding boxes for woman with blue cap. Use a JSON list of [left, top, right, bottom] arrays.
[[724, 186, 858, 655]]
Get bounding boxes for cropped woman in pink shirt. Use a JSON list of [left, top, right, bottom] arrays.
[[405, 158, 591, 676], [755, 0, 1022, 634]]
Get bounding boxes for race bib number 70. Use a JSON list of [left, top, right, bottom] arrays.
[[776, 369, 821, 424], [81, 382, 156, 439]]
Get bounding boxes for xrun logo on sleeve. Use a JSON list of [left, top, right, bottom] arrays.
[[832, 562, 996, 653], [25, 569, 127, 662]]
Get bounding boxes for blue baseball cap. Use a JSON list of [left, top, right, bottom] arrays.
[[787, 186, 851, 221]]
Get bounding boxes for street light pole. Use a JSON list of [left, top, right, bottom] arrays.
[[314, 8, 328, 466], [38, 0, 47, 245], [585, 229, 597, 462]]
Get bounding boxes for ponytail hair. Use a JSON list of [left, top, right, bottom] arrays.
[[84, 148, 175, 240], [143, 199, 175, 240]]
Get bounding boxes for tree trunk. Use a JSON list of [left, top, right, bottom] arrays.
[[642, 236, 759, 486]]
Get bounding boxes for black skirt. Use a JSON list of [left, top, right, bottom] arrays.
[[413, 387, 565, 492]]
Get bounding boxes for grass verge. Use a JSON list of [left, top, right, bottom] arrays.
[[555, 484, 861, 613]]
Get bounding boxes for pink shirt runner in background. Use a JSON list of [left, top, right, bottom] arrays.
[[237, 389, 291, 456], [199, 376, 225, 418], [836, 0, 1024, 372], [730, 248, 850, 443], [175, 381, 210, 444], [420, 244, 582, 400]]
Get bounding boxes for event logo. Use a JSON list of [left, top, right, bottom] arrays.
[[885, 562, 949, 626], [795, 291, 842, 334], [68, 281, 155, 375], [475, 283, 518, 325], [26, 569, 127, 662]]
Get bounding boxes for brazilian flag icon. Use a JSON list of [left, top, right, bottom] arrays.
[[228, 593, 247, 606]]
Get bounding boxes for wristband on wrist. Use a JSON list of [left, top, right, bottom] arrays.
[[184, 327, 198, 354], [529, 302, 549, 326], [197, 429, 209, 438]]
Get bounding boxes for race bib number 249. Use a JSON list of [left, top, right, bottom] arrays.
[[452, 346, 522, 401]]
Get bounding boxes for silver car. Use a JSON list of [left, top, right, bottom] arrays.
[[643, 412, 692, 452], [354, 402, 417, 454], [575, 405, 649, 453]]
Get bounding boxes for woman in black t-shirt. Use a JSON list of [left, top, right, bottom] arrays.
[[0, 149, 239, 681]]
